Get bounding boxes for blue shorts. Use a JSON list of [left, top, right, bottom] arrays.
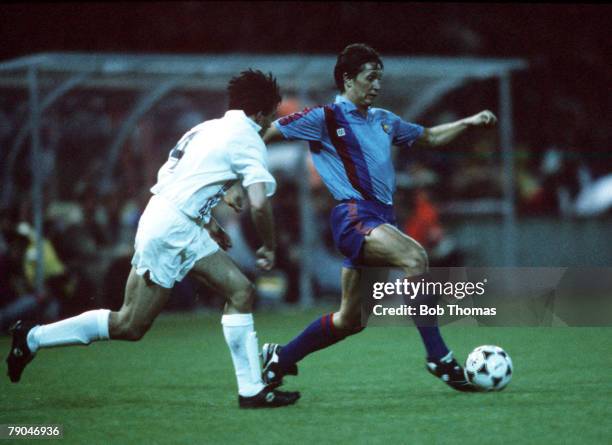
[[330, 199, 397, 268]]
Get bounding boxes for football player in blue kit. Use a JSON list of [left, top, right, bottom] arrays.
[[262, 43, 497, 392]]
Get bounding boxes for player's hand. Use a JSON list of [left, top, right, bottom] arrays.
[[468, 110, 497, 127], [210, 225, 232, 250], [223, 183, 245, 213], [255, 246, 275, 271]]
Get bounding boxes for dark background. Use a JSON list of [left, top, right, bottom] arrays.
[[0, 3, 608, 59], [3, 2, 609, 153], [3, 3, 609, 157]]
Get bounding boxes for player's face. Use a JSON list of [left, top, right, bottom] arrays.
[[344, 62, 383, 110]]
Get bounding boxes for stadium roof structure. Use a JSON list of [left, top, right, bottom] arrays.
[[0, 51, 525, 85], [0, 52, 527, 299]]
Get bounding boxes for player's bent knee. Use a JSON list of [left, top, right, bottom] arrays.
[[110, 312, 151, 341], [229, 283, 256, 313], [123, 322, 151, 341], [334, 312, 363, 332], [400, 247, 428, 275]]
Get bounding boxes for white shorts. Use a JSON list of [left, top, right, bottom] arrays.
[[131, 195, 219, 288]]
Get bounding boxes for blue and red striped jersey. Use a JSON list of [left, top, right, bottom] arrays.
[[274, 95, 423, 205]]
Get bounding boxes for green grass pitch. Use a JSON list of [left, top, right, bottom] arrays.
[[1, 308, 610, 444]]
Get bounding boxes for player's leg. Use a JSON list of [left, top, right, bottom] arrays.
[[189, 248, 254, 315], [263, 267, 369, 387], [108, 268, 172, 340], [6, 267, 170, 383], [261, 202, 388, 387], [362, 223, 428, 271], [363, 223, 448, 354], [335, 266, 388, 329], [188, 249, 300, 408], [333, 267, 365, 330], [362, 223, 475, 391]]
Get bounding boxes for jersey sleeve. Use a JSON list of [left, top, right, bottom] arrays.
[[390, 112, 425, 148], [273, 107, 325, 141], [230, 138, 277, 197]]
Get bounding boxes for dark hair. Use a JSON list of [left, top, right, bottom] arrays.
[[227, 69, 281, 116], [334, 43, 384, 92]]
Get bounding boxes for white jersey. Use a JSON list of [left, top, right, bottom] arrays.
[[150, 110, 276, 223]]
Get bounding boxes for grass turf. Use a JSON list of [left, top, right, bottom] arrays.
[[1, 308, 610, 444]]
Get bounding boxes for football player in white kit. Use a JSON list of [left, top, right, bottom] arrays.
[[6, 70, 300, 408]]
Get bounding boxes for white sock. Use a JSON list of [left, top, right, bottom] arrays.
[[221, 313, 265, 397], [26, 309, 111, 353]]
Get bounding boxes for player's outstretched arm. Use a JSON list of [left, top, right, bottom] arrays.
[[263, 125, 284, 145], [246, 182, 276, 270], [414, 110, 497, 148]]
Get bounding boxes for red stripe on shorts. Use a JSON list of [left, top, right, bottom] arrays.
[[348, 202, 371, 235]]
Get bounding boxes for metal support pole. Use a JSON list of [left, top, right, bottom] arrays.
[[499, 73, 518, 266], [298, 146, 315, 307], [402, 77, 465, 121], [28, 66, 45, 295], [298, 87, 315, 307], [2, 72, 91, 209]]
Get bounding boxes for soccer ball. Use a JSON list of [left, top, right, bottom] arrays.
[[464, 345, 513, 391]]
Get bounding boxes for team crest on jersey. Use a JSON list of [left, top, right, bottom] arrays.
[[381, 122, 391, 134], [336, 128, 346, 137]]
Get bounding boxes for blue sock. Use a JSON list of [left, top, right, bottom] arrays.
[[415, 326, 449, 361], [278, 313, 361, 372], [408, 274, 450, 361]]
